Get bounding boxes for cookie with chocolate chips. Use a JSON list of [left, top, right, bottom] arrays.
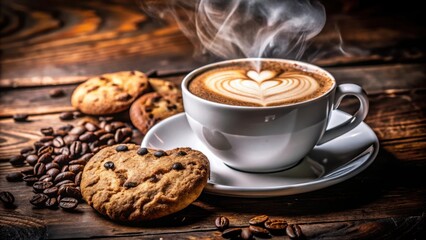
[[80, 144, 209, 222], [129, 92, 183, 135], [71, 71, 149, 115]]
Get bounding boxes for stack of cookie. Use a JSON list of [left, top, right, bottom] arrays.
[[71, 71, 184, 135]]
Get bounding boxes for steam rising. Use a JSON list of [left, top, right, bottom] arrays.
[[141, 0, 326, 65]]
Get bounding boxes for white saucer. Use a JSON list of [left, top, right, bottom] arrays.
[[141, 111, 379, 198]]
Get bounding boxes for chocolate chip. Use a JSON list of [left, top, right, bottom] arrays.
[[116, 145, 128, 152], [104, 161, 114, 170], [137, 147, 148, 156], [177, 151, 187, 156], [13, 114, 29, 122], [172, 162, 184, 170], [154, 150, 166, 158], [123, 182, 137, 188]]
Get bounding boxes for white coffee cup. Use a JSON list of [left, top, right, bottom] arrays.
[[181, 58, 369, 173]]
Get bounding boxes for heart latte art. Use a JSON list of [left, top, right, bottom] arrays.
[[201, 69, 320, 106]]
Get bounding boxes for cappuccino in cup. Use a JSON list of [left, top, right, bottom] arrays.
[[182, 58, 368, 172], [189, 62, 334, 107]]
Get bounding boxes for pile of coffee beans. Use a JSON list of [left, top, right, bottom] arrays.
[[215, 215, 304, 239], [6, 116, 133, 210]]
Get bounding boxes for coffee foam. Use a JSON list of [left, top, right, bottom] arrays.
[[189, 62, 333, 107]]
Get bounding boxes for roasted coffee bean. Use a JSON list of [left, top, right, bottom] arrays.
[[53, 136, 65, 148], [33, 141, 45, 151], [57, 124, 74, 132], [249, 225, 270, 237], [99, 133, 114, 142], [74, 172, 82, 185], [64, 134, 79, 145], [26, 154, 39, 166], [68, 159, 87, 166], [39, 175, 52, 182], [107, 139, 116, 146], [13, 113, 29, 122], [222, 228, 242, 239], [20, 167, 34, 175], [20, 146, 35, 156], [61, 165, 69, 173], [114, 128, 132, 143], [286, 224, 303, 239], [104, 161, 114, 170], [93, 145, 106, 153], [47, 168, 60, 179], [154, 150, 166, 158], [54, 172, 75, 183], [69, 164, 84, 174], [81, 142, 89, 155], [104, 124, 115, 133], [215, 216, 230, 231], [60, 146, 70, 156], [55, 180, 74, 187], [74, 153, 93, 163], [9, 155, 25, 167], [43, 141, 53, 147], [33, 181, 53, 193], [249, 215, 269, 225], [54, 129, 68, 137], [241, 228, 253, 240], [116, 145, 128, 152], [40, 136, 54, 143], [37, 145, 53, 156], [0, 191, 15, 206], [121, 137, 132, 143], [84, 122, 98, 132], [30, 193, 49, 207], [34, 163, 46, 176], [46, 162, 60, 171], [53, 154, 70, 166], [59, 111, 74, 120], [69, 126, 86, 136], [23, 175, 39, 185], [72, 111, 83, 119], [264, 219, 287, 233], [38, 153, 52, 164], [49, 89, 65, 98], [59, 197, 79, 210], [111, 121, 126, 130], [137, 147, 148, 156], [177, 151, 187, 156], [79, 132, 96, 142], [43, 187, 58, 197], [94, 129, 107, 137], [41, 127, 54, 136], [53, 147, 62, 155], [58, 185, 82, 199], [6, 172, 23, 182], [70, 141, 83, 158], [45, 197, 58, 208], [99, 116, 114, 122], [172, 162, 184, 170]]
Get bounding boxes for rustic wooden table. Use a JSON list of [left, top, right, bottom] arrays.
[[1, 0, 425, 239]]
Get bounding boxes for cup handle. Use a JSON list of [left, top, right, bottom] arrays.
[[317, 83, 369, 145]]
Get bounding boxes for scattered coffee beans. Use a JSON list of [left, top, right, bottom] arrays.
[[215, 216, 230, 231], [215, 214, 304, 239], [7, 116, 133, 212], [49, 89, 65, 98], [6, 172, 24, 182], [0, 191, 15, 206], [13, 114, 29, 122]]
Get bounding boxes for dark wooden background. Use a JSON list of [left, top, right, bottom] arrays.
[[1, 0, 425, 239]]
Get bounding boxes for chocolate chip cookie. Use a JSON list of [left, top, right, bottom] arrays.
[[80, 144, 209, 222], [129, 92, 184, 135], [71, 71, 149, 115]]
